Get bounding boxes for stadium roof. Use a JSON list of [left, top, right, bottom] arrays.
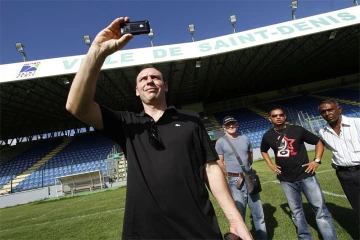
[[1, 6, 359, 142]]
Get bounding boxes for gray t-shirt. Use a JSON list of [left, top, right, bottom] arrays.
[[215, 135, 253, 173]]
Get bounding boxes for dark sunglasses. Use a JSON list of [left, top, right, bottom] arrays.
[[271, 113, 285, 118], [148, 122, 165, 150]]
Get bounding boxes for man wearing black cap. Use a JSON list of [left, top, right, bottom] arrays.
[[215, 116, 267, 240]]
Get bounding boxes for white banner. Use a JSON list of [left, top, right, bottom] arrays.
[[0, 6, 359, 84]]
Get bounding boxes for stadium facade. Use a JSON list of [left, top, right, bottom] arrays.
[[0, 6, 359, 201]]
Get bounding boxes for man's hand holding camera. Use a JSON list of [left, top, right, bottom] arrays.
[[90, 17, 133, 57]]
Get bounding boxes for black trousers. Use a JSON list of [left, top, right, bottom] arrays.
[[336, 168, 360, 224]]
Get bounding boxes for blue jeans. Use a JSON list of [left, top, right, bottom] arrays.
[[280, 176, 337, 240], [228, 176, 267, 240]]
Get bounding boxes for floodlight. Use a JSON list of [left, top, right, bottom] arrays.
[[229, 15, 237, 33], [290, 0, 298, 9], [329, 30, 337, 40], [148, 28, 154, 38], [188, 24, 195, 42], [148, 28, 154, 47], [14, 42, 28, 62], [15, 42, 25, 52], [83, 35, 91, 46], [290, 0, 298, 20], [230, 15, 236, 24], [188, 24, 195, 33]]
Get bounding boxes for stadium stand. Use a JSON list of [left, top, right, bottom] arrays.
[[0, 138, 63, 189], [316, 88, 360, 103], [0, 133, 116, 194], [0, 141, 38, 165]]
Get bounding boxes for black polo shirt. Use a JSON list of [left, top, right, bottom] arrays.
[[98, 105, 222, 239]]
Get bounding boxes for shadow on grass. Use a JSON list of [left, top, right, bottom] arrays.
[[249, 203, 278, 240], [324, 202, 359, 240], [280, 202, 359, 240], [280, 203, 323, 239]]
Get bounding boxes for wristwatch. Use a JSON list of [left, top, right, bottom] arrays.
[[314, 158, 322, 164]]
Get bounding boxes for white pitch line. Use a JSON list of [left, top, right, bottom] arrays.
[[322, 191, 347, 198], [0, 207, 124, 233], [315, 169, 335, 174], [262, 180, 280, 184]]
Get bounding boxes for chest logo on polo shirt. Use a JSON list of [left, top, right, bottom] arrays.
[[175, 124, 181, 127]]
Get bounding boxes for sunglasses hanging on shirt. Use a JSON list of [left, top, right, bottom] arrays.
[[148, 122, 165, 150]]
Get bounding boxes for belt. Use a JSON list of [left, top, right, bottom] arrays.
[[226, 172, 241, 177], [332, 164, 360, 172]]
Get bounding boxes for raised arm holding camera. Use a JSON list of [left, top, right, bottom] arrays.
[[66, 17, 252, 240]]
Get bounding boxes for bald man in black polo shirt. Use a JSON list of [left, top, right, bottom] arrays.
[[66, 17, 252, 240]]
